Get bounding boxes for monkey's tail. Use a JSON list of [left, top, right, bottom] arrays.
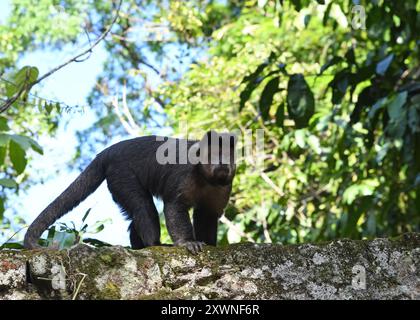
[[24, 155, 106, 249]]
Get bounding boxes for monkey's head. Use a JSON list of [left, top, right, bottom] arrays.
[[197, 130, 237, 186]]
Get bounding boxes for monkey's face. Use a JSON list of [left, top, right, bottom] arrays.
[[198, 130, 237, 185]]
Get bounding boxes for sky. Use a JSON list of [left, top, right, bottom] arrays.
[[0, 0, 137, 246]]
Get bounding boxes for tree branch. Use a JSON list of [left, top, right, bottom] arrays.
[[0, 0, 123, 114]]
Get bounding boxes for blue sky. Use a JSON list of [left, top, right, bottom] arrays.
[[1, 0, 138, 246]]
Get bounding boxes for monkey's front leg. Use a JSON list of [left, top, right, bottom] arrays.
[[164, 202, 205, 254]]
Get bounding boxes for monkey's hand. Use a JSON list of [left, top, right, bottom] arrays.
[[174, 240, 206, 254]]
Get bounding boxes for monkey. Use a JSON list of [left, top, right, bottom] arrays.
[[23, 130, 237, 254]]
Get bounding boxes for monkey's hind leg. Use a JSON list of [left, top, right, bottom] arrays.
[[107, 176, 161, 249]]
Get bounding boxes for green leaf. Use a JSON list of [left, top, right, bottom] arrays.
[[37, 98, 43, 112], [239, 52, 275, 111], [94, 224, 105, 233], [0, 117, 9, 131], [0, 242, 24, 250], [410, 94, 420, 105], [307, 135, 321, 154], [350, 85, 376, 124], [81, 223, 88, 233], [9, 135, 31, 150], [343, 196, 372, 237], [415, 174, 420, 187], [9, 140, 27, 174], [5, 66, 39, 97], [47, 226, 56, 242], [376, 54, 394, 76], [328, 71, 349, 105], [287, 74, 315, 128], [343, 179, 379, 204], [294, 129, 305, 148], [368, 98, 387, 119], [14, 66, 39, 85], [0, 178, 18, 188], [45, 102, 53, 114], [89, 218, 111, 234], [83, 238, 111, 247], [290, 0, 310, 11], [0, 134, 10, 147], [29, 139, 43, 155], [319, 56, 343, 75], [345, 48, 356, 65], [0, 146, 6, 164], [0, 198, 4, 220], [259, 76, 280, 120], [322, 1, 333, 26], [82, 208, 92, 223]]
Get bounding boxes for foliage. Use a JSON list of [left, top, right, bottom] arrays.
[[0, 0, 93, 239], [1, 0, 419, 246], [40, 208, 112, 249], [159, 0, 420, 243]]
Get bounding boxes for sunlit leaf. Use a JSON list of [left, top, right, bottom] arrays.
[[0, 178, 18, 188], [9, 140, 27, 174], [9, 135, 31, 150], [0, 134, 10, 147], [343, 180, 379, 204], [0, 117, 9, 131], [45, 102, 53, 114]]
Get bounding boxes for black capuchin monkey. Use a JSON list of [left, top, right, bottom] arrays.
[[24, 130, 237, 254]]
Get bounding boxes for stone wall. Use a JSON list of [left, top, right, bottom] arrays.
[[0, 233, 419, 299]]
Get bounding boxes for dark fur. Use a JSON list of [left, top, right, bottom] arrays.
[[24, 131, 236, 253]]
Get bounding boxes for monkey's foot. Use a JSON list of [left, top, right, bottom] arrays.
[[174, 240, 206, 254]]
